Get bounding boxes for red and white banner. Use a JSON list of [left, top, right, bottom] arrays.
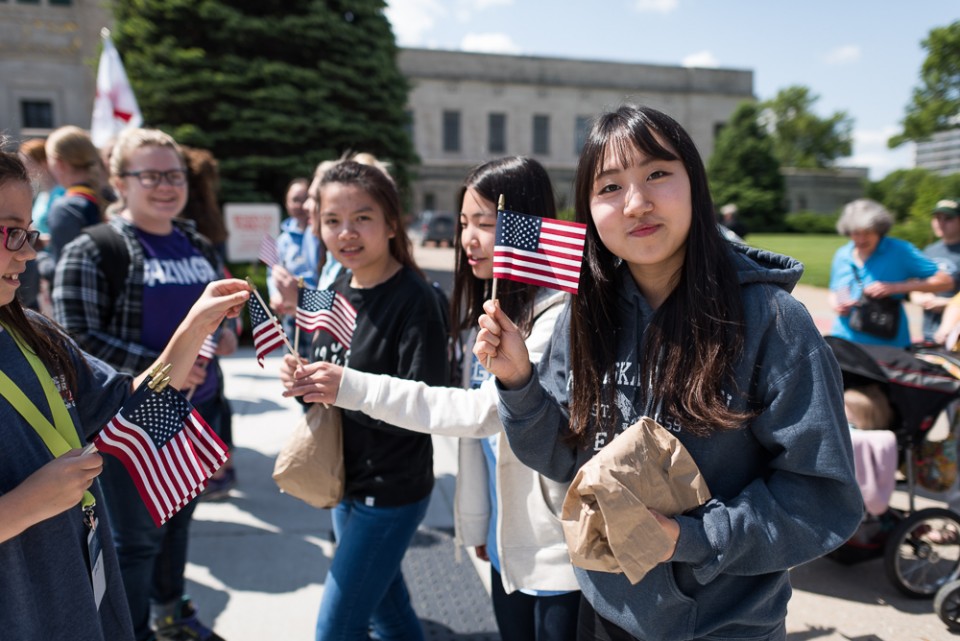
[[91, 30, 143, 148]]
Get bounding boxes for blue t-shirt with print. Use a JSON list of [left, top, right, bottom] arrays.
[[136, 227, 220, 402], [829, 236, 938, 346]]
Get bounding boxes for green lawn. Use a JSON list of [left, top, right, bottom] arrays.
[[745, 234, 845, 288]]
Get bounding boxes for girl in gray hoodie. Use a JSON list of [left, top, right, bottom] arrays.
[[473, 105, 863, 641]]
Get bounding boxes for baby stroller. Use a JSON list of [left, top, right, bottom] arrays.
[[826, 337, 960, 628]]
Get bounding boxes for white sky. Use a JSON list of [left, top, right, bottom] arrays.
[[385, 0, 958, 180]]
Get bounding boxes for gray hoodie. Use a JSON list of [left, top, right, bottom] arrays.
[[498, 245, 862, 641]]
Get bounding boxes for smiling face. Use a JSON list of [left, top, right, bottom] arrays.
[[286, 181, 309, 230], [318, 181, 398, 287], [115, 145, 187, 234], [589, 140, 692, 291], [0, 181, 38, 308], [459, 187, 498, 281]]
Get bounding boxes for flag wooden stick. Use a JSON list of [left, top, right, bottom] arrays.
[[246, 278, 299, 360], [486, 194, 505, 368], [294, 277, 304, 355]]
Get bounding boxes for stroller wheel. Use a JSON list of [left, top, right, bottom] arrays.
[[935, 579, 960, 631], [884, 507, 960, 598]]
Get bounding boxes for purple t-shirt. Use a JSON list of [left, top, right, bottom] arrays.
[[136, 227, 219, 402]]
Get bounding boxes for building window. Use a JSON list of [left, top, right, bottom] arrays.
[[488, 113, 506, 154], [443, 110, 460, 153], [423, 192, 436, 212], [533, 114, 550, 155], [49, 0, 74, 4], [574, 116, 590, 155], [21, 100, 53, 130], [714, 122, 726, 140], [15, 0, 41, 4], [403, 109, 414, 147]]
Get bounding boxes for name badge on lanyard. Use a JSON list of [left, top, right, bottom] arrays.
[[85, 506, 106, 610]]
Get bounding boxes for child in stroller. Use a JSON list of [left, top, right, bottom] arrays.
[[826, 336, 960, 626]]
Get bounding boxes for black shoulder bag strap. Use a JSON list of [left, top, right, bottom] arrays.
[[83, 223, 130, 310]]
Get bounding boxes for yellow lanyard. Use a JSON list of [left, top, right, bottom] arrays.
[[0, 324, 95, 509]]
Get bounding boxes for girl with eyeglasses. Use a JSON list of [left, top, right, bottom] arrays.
[[0, 142, 250, 640], [53, 128, 235, 641]]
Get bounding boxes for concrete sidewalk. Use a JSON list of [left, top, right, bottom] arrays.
[[183, 283, 954, 641], [186, 350, 498, 640]]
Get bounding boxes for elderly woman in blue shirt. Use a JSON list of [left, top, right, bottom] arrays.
[[829, 198, 952, 347]]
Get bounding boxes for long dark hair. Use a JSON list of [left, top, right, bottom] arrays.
[[318, 160, 424, 279], [452, 156, 557, 337], [569, 105, 751, 442], [0, 147, 82, 394]]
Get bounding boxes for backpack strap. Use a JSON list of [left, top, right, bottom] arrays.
[[83, 223, 130, 305]]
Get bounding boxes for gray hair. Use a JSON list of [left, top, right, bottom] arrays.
[[836, 198, 893, 237]]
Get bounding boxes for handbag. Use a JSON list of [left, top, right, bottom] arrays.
[[272, 403, 344, 508], [848, 267, 900, 340]]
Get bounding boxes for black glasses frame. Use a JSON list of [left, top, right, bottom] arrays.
[[120, 169, 188, 188], [0, 226, 41, 252]]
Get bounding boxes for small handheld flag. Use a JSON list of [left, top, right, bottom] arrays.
[[493, 210, 587, 295], [297, 288, 357, 348], [93, 367, 228, 527], [248, 296, 286, 367], [258, 235, 279, 267], [198, 334, 218, 362]]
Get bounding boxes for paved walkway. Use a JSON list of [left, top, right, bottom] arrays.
[[182, 281, 953, 641]]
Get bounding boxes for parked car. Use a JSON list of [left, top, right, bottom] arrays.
[[418, 211, 456, 247]]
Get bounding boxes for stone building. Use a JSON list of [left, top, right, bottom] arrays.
[[0, 0, 108, 140], [915, 127, 960, 177], [1, 3, 757, 215], [781, 167, 869, 216], [399, 48, 753, 212]]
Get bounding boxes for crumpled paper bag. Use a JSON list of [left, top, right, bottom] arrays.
[[561, 416, 711, 584]]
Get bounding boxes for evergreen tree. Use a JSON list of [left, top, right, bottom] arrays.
[[707, 102, 785, 232], [111, 0, 416, 203]]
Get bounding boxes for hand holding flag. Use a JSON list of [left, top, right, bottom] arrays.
[[93, 368, 228, 527]]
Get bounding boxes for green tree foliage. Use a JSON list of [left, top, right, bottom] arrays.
[[111, 0, 416, 203], [867, 168, 960, 247], [708, 102, 785, 231], [890, 20, 960, 147], [761, 86, 853, 168]]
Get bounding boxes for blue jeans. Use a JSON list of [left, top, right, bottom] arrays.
[[491, 567, 580, 641], [315, 495, 430, 641], [100, 395, 222, 641]]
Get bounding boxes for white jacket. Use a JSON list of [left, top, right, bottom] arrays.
[[335, 288, 578, 593]]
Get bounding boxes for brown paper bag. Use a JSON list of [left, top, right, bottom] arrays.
[[272, 403, 344, 509], [562, 416, 711, 584]]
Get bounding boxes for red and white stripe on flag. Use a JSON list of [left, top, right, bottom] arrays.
[[258, 235, 279, 267], [296, 289, 357, 348], [493, 210, 587, 295], [198, 334, 218, 361], [248, 298, 285, 366], [93, 386, 228, 527]]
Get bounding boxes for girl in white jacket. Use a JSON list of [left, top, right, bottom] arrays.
[[283, 156, 579, 641]]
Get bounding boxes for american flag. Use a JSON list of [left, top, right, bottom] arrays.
[[248, 297, 285, 367], [258, 234, 279, 267], [493, 210, 587, 295], [296, 288, 357, 348], [93, 380, 228, 527], [198, 334, 218, 362]]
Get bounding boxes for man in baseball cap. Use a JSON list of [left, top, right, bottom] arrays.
[[913, 198, 960, 340]]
